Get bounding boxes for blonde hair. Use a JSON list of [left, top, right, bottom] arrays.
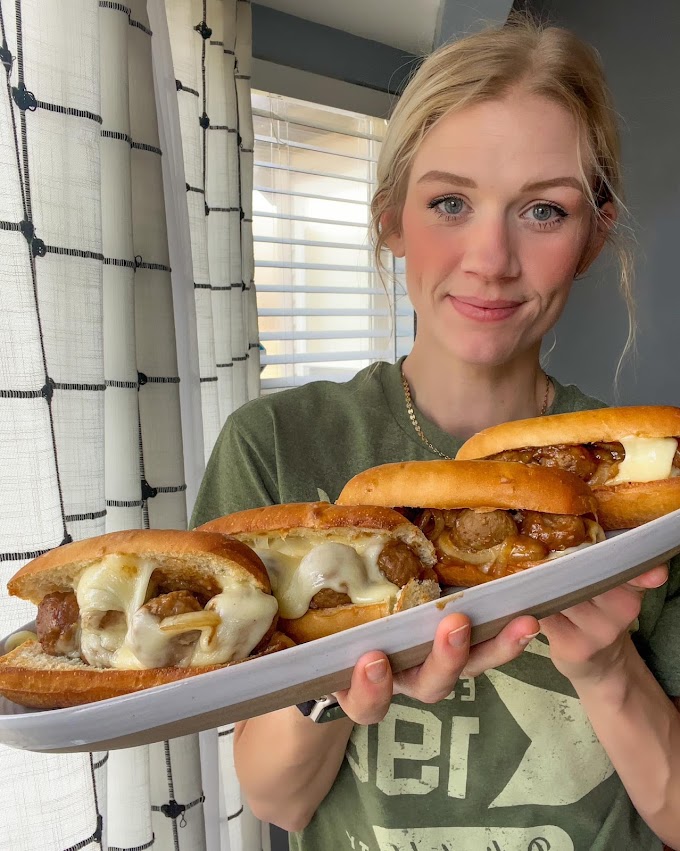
[[371, 14, 635, 376]]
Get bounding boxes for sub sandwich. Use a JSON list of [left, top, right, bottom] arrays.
[[198, 502, 440, 643], [456, 406, 680, 529], [336, 460, 604, 587], [0, 529, 292, 709]]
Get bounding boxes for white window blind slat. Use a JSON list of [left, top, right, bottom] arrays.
[[254, 211, 363, 227], [255, 186, 372, 207], [254, 236, 371, 251], [255, 261, 376, 273], [255, 160, 376, 185], [259, 307, 391, 317], [255, 134, 379, 164], [260, 331, 396, 342], [262, 350, 391, 365], [252, 106, 386, 142], [258, 285, 385, 295]]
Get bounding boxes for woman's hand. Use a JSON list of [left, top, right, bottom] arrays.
[[333, 612, 540, 725], [539, 564, 669, 688]]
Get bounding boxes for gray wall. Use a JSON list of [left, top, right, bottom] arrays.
[[522, 0, 680, 405]]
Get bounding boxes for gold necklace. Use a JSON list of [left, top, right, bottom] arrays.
[[401, 370, 552, 460]]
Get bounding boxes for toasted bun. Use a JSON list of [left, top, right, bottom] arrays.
[[456, 406, 680, 460], [200, 502, 420, 535], [8, 529, 271, 604], [594, 478, 680, 530], [336, 460, 597, 517], [198, 502, 437, 568], [278, 577, 440, 643], [0, 633, 295, 709]]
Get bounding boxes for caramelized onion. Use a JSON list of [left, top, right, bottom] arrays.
[[417, 508, 447, 541], [435, 531, 504, 569], [159, 610, 221, 634], [587, 461, 618, 487]]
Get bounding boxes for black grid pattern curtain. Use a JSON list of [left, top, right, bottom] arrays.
[[0, 1, 263, 849]]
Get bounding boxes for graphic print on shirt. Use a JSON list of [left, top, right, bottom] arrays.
[[345, 647, 615, 850], [371, 824, 573, 851]]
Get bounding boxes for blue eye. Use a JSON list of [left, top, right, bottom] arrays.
[[525, 202, 568, 225], [532, 204, 554, 221], [428, 195, 467, 219], [440, 197, 465, 216]]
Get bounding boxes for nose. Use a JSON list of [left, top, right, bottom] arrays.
[[459, 214, 520, 282]]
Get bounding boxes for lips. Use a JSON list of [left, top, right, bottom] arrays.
[[448, 295, 523, 322]]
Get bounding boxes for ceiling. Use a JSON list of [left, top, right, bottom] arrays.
[[254, 1, 516, 54], [253, 0, 444, 54]]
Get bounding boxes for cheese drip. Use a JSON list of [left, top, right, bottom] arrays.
[[607, 436, 678, 485], [76, 555, 277, 670], [78, 556, 155, 667], [253, 535, 398, 620]]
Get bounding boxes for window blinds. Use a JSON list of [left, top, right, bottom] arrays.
[[251, 91, 414, 393]]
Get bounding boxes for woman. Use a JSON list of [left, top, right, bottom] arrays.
[[192, 17, 680, 851]]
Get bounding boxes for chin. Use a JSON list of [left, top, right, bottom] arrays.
[[438, 327, 534, 368]]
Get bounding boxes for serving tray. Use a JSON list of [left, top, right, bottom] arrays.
[[1, 508, 679, 753]]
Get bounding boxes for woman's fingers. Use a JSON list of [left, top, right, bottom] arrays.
[[625, 563, 668, 590], [395, 613, 473, 702], [461, 614, 540, 678], [335, 613, 474, 723], [335, 650, 394, 726]]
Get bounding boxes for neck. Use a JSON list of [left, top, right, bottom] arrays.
[[402, 339, 552, 441]]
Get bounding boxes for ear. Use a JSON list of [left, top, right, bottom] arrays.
[[380, 210, 405, 258], [577, 201, 617, 276]]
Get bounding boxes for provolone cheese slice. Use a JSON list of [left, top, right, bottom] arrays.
[[253, 534, 398, 620], [607, 436, 678, 485]]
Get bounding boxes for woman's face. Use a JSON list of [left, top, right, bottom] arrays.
[[389, 91, 609, 367]]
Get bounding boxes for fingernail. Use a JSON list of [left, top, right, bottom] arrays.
[[518, 631, 540, 648], [448, 624, 469, 648], [365, 659, 388, 684]]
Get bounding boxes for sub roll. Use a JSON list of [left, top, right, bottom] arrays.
[[198, 502, 440, 643], [0, 529, 291, 708], [337, 460, 604, 587], [456, 406, 680, 529]]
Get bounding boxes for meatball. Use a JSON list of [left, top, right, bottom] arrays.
[[377, 540, 425, 586], [489, 448, 537, 464], [493, 534, 549, 571], [519, 511, 587, 551], [308, 588, 352, 609], [149, 571, 221, 607], [36, 591, 80, 657], [451, 509, 518, 551], [533, 444, 597, 481], [143, 590, 203, 619]]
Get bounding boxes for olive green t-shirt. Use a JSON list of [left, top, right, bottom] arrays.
[[192, 359, 680, 851]]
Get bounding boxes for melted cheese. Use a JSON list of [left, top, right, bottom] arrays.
[[76, 554, 277, 670], [253, 534, 398, 619], [77, 556, 155, 667], [607, 436, 678, 485], [190, 579, 278, 666]]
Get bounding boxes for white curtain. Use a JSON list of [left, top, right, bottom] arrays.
[[0, 1, 263, 849]]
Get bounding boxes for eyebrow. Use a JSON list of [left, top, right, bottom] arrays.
[[416, 170, 584, 193]]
